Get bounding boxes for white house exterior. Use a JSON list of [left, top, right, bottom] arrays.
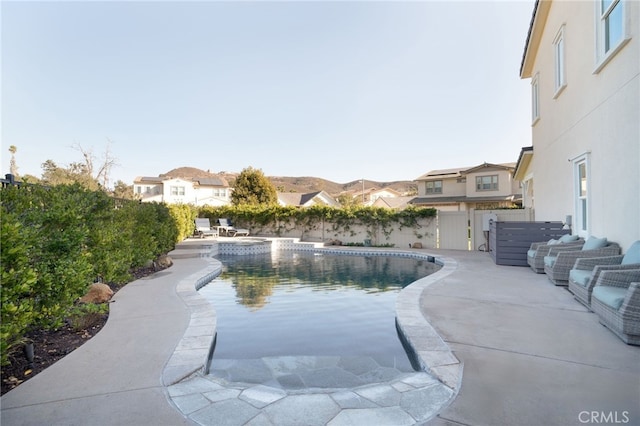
[[133, 175, 231, 206], [412, 163, 522, 211], [372, 196, 414, 210], [352, 187, 403, 206], [277, 191, 340, 208], [519, 0, 639, 249]]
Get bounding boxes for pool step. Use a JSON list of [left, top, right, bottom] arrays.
[[170, 241, 219, 259]]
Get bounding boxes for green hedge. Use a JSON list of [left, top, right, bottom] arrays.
[[0, 184, 180, 365], [197, 204, 436, 238]]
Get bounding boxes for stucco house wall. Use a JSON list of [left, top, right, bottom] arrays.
[[463, 166, 520, 200], [520, 0, 639, 249], [441, 178, 466, 198], [161, 178, 196, 205]]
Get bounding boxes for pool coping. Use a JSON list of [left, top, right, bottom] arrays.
[[164, 238, 462, 415]]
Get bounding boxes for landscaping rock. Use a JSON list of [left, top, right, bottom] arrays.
[[79, 283, 114, 304], [412, 242, 423, 249], [157, 255, 173, 269]]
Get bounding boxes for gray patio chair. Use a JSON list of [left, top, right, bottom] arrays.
[[590, 269, 640, 345], [568, 240, 640, 308], [543, 237, 621, 285], [527, 235, 583, 273], [194, 218, 219, 238], [216, 218, 250, 237]]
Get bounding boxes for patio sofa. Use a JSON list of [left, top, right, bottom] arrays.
[[568, 240, 640, 308], [543, 237, 621, 285], [527, 234, 583, 273], [590, 269, 640, 345]]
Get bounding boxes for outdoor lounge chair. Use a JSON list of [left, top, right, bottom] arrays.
[[216, 218, 249, 237], [543, 237, 621, 285], [194, 218, 219, 238], [527, 234, 583, 273], [568, 240, 640, 308], [590, 269, 640, 345]]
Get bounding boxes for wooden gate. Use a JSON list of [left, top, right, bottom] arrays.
[[437, 211, 469, 250], [437, 209, 535, 251]]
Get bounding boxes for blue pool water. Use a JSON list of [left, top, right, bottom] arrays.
[[199, 251, 439, 373]]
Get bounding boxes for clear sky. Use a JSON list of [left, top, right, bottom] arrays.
[[1, 0, 535, 187]]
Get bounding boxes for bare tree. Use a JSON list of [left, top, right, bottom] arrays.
[[71, 139, 119, 188]]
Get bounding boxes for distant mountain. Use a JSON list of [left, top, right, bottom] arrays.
[[268, 176, 417, 196], [158, 167, 417, 197]]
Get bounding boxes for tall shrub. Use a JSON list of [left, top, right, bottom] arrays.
[[148, 202, 179, 254], [87, 198, 137, 284], [0, 212, 38, 365], [1, 184, 94, 329], [169, 203, 197, 241]]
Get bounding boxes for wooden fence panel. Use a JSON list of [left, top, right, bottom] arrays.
[[489, 221, 570, 266]]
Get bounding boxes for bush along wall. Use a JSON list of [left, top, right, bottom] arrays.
[[197, 205, 437, 245], [0, 184, 179, 365]]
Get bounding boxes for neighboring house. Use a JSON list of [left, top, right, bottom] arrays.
[[513, 146, 534, 209], [352, 187, 403, 206], [277, 191, 340, 208], [411, 163, 522, 211], [133, 174, 231, 206], [372, 196, 415, 210], [519, 0, 639, 249]]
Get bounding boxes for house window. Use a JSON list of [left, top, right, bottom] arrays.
[[425, 180, 442, 194], [595, 0, 627, 72], [553, 26, 566, 97], [531, 73, 540, 124], [602, 0, 623, 53], [476, 175, 498, 191], [170, 186, 185, 196], [573, 155, 590, 236]]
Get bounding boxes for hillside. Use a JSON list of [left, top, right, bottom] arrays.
[[268, 176, 417, 196], [160, 167, 416, 196]]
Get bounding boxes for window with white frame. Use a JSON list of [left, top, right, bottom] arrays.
[[476, 175, 498, 191], [170, 186, 185, 196], [595, 0, 626, 70], [573, 155, 590, 236], [531, 73, 540, 123], [553, 26, 566, 96], [425, 180, 442, 194]]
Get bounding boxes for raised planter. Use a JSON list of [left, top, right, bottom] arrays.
[[489, 221, 569, 266]]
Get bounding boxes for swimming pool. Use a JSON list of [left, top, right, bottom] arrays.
[[199, 251, 440, 382]]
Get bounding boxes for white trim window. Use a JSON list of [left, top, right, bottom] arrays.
[[476, 175, 498, 191], [531, 73, 540, 124], [595, 0, 628, 72], [170, 186, 185, 196], [573, 154, 591, 237], [426, 180, 443, 194], [553, 26, 566, 97]]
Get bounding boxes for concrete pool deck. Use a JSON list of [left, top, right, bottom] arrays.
[[1, 241, 639, 425]]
